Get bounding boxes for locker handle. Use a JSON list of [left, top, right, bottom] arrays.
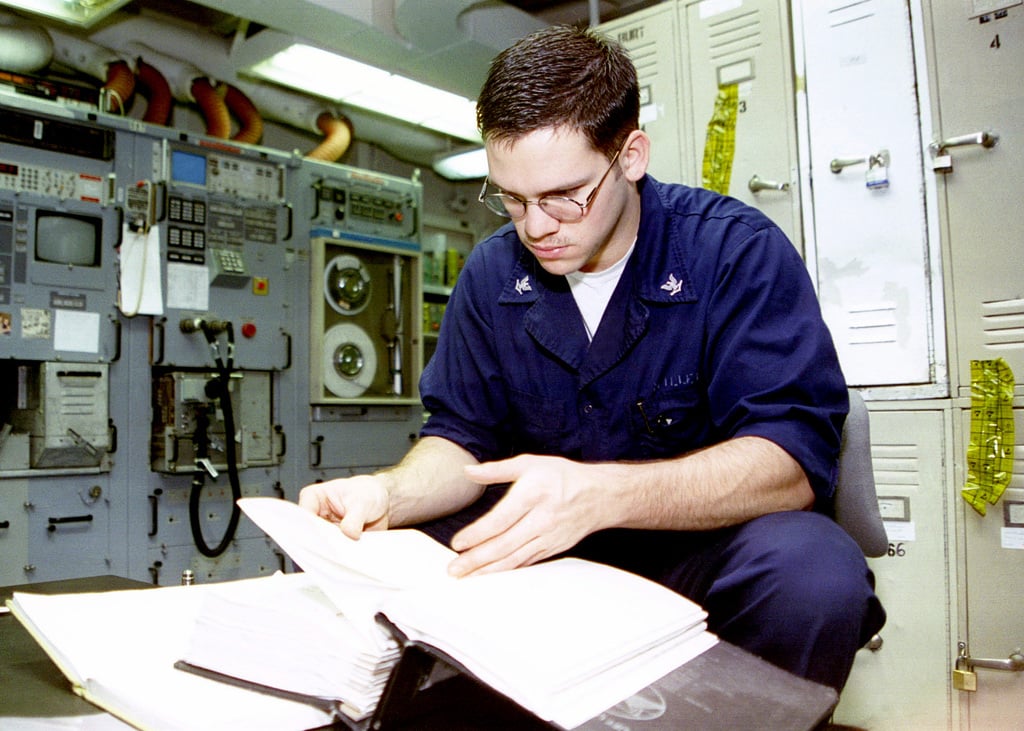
[[830, 149, 890, 174], [959, 645, 1024, 672], [929, 131, 999, 157], [748, 175, 790, 193], [962, 647, 1019, 667]]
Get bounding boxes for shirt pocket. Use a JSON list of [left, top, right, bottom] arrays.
[[506, 387, 573, 453], [630, 384, 709, 458]]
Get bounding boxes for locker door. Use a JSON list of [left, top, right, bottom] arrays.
[[599, 4, 690, 186], [794, 0, 943, 391], [955, 405, 1024, 728], [833, 407, 957, 730], [925, 3, 1024, 399], [680, 0, 804, 253]]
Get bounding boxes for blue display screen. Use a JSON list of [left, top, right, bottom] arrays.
[[171, 150, 207, 186]]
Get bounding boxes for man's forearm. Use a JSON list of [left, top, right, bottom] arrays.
[[379, 435, 484, 527], [601, 436, 815, 532]]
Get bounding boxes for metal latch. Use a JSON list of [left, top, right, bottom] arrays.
[[954, 640, 1024, 692], [747, 174, 790, 194], [928, 131, 998, 173]]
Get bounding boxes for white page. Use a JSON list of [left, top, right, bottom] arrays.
[[238, 497, 459, 645], [380, 558, 715, 727], [238, 498, 457, 589], [9, 576, 335, 731], [181, 573, 398, 711]]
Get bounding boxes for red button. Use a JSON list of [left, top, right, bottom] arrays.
[[241, 322, 257, 338]]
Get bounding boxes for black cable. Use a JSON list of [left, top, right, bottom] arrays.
[[188, 321, 243, 558]]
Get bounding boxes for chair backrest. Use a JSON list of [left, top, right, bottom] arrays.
[[833, 389, 888, 557]]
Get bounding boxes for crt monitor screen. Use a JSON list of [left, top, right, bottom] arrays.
[[35, 212, 101, 267], [171, 150, 207, 186]]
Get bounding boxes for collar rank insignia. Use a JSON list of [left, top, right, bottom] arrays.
[[515, 275, 532, 295], [660, 273, 683, 296]]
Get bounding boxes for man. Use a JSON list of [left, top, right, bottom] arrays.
[[300, 25, 884, 692]]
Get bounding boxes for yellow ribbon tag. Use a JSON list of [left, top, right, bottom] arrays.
[[962, 358, 1015, 515], [701, 84, 739, 195]]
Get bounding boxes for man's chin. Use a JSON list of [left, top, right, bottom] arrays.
[[533, 256, 584, 277]]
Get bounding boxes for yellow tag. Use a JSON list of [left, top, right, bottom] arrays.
[[701, 84, 739, 195], [962, 358, 1015, 515]]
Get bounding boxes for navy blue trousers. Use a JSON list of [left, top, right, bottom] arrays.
[[417, 489, 886, 692]]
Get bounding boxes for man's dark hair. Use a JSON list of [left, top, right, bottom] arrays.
[[476, 25, 640, 158]]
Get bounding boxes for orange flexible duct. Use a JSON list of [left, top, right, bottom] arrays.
[[223, 83, 263, 144], [306, 112, 354, 162], [102, 60, 135, 114], [191, 77, 230, 139], [135, 57, 172, 126]]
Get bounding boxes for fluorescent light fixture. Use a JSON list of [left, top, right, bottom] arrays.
[[433, 146, 488, 181], [1, 0, 132, 27], [248, 43, 482, 144]]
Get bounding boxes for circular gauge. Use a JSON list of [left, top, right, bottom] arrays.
[[321, 323, 377, 398], [323, 254, 371, 315]]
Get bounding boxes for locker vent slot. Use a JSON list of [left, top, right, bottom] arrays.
[[826, 0, 878, 29], [872, 443, 921, 488], [981, 297, 1024, 349], [629, 35, 662, 79], [705, 9, 762, 63], [846, 305, 898, 345]]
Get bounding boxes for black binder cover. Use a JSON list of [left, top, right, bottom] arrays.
[[363, 614, 837, 731]]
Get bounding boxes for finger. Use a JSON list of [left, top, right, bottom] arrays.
[[450, 534, 549, 578], [463, 456, 527, 486], [338, 507, 366, 540], [450, 493, 528, 552], [297, 485, 323, 514]]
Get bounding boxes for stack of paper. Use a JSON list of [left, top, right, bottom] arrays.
[[179, 573, 401, 720], [7, 576, 339, 731], [239, 497, 718, 729], [379, 558, 717, 729]]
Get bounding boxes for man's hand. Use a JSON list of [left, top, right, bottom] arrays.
[[448, 454, 612, 577], [297, 475, 390, 540]]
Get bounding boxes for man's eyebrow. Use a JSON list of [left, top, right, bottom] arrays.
[[494, 176, 589, 198]]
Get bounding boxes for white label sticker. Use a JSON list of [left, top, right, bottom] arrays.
[[884, 521, 916, 542], [1001, 527, 1024, 550]]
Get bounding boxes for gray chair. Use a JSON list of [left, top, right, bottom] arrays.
[[833, 389, 888, 557]]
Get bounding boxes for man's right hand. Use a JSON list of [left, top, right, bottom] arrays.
[[297, 475, 390, 539]]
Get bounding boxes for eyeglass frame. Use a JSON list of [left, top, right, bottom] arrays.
[[477, 145, 624, 222]]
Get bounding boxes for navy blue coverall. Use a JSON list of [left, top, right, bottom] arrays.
[[417, 175, 885, 691]]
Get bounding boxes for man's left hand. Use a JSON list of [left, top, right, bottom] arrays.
[[447, 454, 611, 577]]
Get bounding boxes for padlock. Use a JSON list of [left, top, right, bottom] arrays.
[[953, 663, 977, 692], [931, 154, 953, 173], [953, 643, 977, 692]]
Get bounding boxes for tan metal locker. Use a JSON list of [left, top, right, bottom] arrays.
[[954, 404, 1024, 727], [924, 3, 1024, 399], [679, 0, 804, 253], [599, 4, 691, 186], [833, 406, 958, 730]]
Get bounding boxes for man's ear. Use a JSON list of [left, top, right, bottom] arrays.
[[621, 129, 650, 182]]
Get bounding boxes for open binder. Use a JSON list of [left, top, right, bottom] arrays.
[[345, 614, 839, 731]]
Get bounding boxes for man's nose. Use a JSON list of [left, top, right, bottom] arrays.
[[521, 202, 561, 239]]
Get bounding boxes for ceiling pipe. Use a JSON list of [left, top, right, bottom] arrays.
[[0, 10, 53, 72], [47, 26, 137, 114], [222, 83, 263, 144], [134, 56, 173, 125]]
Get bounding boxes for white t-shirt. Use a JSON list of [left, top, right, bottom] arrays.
[[565, 241, 636, 341]]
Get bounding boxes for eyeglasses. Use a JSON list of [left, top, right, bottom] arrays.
[[478, 147, 622, 223]]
